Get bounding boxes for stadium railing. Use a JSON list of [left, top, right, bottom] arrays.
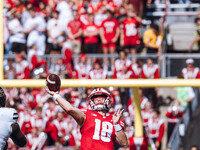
[[4, 53, 200, 78]]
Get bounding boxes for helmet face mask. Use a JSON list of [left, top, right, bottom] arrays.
[[88, 88, 111, 112]]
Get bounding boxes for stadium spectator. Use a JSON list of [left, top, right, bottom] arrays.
[[37, 1, 47, 17], [53, 59, 69, 79], [47, 10, 65, 55], [56, 0, 73, 28], [74, 53, 92, 79], [67, 10, 82, 54], [35, 87, 50, 107], [113, 65, 132, 112], [83, 13, 99, 54], [58, 38, 74, 79], [19, 87, 36, 109], [27, 43, 48, 79], [50, 111, 69, 144], [4, 57, 16, 79], [120, 8, 142, 56], [116, 6, 127, 24], [128, 125, 149, 150], [112, 51, 132, 78], [24, 7, 46, 56], [100, 9, 120, 67], [78, 0, 95, 15], [10, 0, 26, 14], [21, 3, 33, 25], [181, 58, 200, 79], [31, 107, 44, 132], [94, 5, 107, 27], [175, 86, 195, 109], [147, 109, 165, 150], [129, 59, 143, 79], [141, 57, 159, 108], [141, 57, 159, 79], [189, 17, 200, 52], [15, 54, 30, 79], [143, 24, 163, 56], [165, 102, 184, 142], [20, 103, 33, 135], [142, 101, 154, 126], [69, 88, 82, 108], [26, 128, 39, 148], [7, 10, 26, 55], [89, 58, 108, 79], [139, 88, 149, 110]]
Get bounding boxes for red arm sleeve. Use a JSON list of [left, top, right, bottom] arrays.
[[140, 69, 146, 79], [74, 69, 79, 79], [23, 66, 30, 79], [166, 111, 173, 118], [196, 71, 200, 79], [68, 133, 76, 146], [31, 55, 38, 70], [154, 68, 159, 79], [50, 125, 58, 142], [132, 71, 139, 79], [156, 123, 165, 143], [112, 68, 117, 79]]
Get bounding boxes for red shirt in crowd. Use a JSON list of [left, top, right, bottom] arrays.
[[181, 67, 200, 79], [101, 18, 119, 43], [141, 64, 159, 79], [83, 24, 99, 44], [129, 135, 148, 150], [112, 58, 132, 78], [67, 20, 82, 41], [147, 118, 165, 143], [166, 106, 184, 124], [121, 18, 141, 46], [89, 68, 108, 79], [129, 63, 141, 79]]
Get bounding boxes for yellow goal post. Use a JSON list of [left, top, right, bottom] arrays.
[[1, 2, 200, 139]]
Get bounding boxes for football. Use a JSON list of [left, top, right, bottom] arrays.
[[46, 74, 61, 92]]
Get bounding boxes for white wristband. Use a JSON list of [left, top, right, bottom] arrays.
[[114, 124, 122, 132], [53, 93, 61, 102]]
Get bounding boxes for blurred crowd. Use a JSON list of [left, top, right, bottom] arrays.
[[3, 0, 165, 80], [2, 0, 200, 149]]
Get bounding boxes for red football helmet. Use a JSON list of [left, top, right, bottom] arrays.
[[88, 88, 111, 112]]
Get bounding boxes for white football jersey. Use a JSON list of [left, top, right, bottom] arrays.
[[0, 108, 18, 149]]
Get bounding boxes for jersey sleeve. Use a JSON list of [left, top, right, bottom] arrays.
[[81, 108, 88, 115], [12, 109, 19, 123]]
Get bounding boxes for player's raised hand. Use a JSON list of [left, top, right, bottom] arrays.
[[45, 86, 55, 96], [112, 109, 124, 125]]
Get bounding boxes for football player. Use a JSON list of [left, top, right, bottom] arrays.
[[46, 87, 128, 149], [0, 87, 27, 149]]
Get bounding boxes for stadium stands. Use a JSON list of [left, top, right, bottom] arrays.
[[2, 0, 200, 149]]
